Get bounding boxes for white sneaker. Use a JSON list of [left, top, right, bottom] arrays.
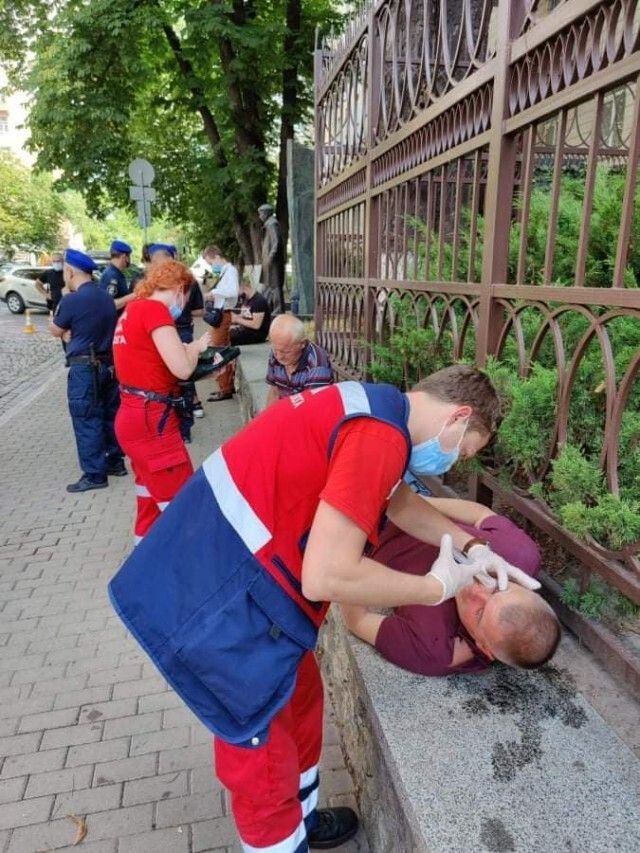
[[193, 404, 205, 419]]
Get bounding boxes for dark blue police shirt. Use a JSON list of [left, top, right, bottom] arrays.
[[54, 281, 117, 357], [98, 263, 128, 300]]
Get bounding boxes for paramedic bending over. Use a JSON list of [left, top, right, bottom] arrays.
[[112, 259, 210, 544]]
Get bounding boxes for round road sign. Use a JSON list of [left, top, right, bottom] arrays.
[[128, 158, 155, 185]]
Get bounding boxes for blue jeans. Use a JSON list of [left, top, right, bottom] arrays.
[[67, 363, 123, 480]]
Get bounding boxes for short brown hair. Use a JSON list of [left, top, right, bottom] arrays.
[[203, 244, 224, 259], [495, 603, 561, 669], [134, 259, 194, 298], [412, 365, 502, 435]]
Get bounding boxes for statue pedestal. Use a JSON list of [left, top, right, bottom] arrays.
[[286, 141, 314, 316]]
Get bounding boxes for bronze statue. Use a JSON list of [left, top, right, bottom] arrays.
[[258, 203, 285, 314]]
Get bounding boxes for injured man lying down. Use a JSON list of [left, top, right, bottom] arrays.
[[341, 498, 561, 676]]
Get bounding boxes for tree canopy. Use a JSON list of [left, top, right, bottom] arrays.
[[0, 151, 182, 258], [0, 0, 341, 260], [0, 153, 63, 253]]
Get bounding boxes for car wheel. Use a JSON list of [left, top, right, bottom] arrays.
[[6, 291, 25, 314]]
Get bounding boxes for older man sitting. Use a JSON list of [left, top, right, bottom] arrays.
[[342, 498, 560, 675], [265, 314, 334, 406]]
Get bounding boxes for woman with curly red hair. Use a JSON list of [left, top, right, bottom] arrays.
[[113, 259, 211, 544]]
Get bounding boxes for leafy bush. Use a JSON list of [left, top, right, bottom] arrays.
[[492, 364, 558, 480], [508, 167, 640, 287], [546, 445, 604, 512], [534, 445, 639, 551], [561, 576, 640, 624], [585, 495, 640, 551], [370, 296, 452, 389]]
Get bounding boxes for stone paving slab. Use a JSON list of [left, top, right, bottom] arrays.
[[322, 606, 640, 853], [0, 308, 62, 419], [0, 356, 368, 852]]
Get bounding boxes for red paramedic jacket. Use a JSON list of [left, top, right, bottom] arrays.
[[109, 382, 412, 744]]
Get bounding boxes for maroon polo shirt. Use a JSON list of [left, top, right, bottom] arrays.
[[372, 515, 541, 677]]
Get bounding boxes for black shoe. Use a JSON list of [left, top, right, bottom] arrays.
[[66, 476, 108, 493], [308, 808, 359, 849], [207, 391, 234, 402], [106, 463, 127, 477]]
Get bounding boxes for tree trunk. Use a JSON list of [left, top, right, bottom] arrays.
[[161, 21, 256, 258], [275, 0, 302, 255]]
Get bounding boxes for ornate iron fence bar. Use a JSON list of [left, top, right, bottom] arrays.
[[315, 0, 640, 602]]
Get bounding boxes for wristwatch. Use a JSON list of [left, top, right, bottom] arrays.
[[461, 536, 490, 556]]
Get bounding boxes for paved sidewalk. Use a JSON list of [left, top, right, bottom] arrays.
[[0, 310, 61, 418], [0, 373, 367, 852]]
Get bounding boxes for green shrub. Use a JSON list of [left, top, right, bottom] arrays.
[[587, 495, 640, 551], [508, 167, 640, 287], [493, 364, 557, 478], [558, 501, 595, 542], [560, 495, 640, 551], [561, 576, 640, 624], [370, 295, 452, 389], [369, 164, 640, 570], [546, 445, 604, 511]]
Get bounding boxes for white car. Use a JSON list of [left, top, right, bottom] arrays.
[[0, 266, 48, 314]]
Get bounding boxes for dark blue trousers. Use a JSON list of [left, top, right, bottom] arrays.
[[67, 363, 123, 480]]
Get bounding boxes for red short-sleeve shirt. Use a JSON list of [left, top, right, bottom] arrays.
[[113, 298, 177, 394], [319, 418, 408, 545]]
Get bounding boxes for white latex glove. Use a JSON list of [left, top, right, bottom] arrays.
[[467, 544, 541, 592], [428, 535, 481, 604]]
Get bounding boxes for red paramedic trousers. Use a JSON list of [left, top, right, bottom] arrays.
[[214, 651, 324, 852], [115, 397, 193, 542]]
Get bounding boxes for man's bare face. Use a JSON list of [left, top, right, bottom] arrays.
[[270, 332, 305, 369], [455, 580, 541, 659], [458, 428, 490, 460]]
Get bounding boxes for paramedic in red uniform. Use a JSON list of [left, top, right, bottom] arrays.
[[110, 366, 541, 852], [112, 259, 210, 543]]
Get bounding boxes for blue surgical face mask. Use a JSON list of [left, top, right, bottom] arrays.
[[408, 418, 468, 476], [212, 263, 223, 275], [169, 295, 184, 320], [52, 262, 63, 271]]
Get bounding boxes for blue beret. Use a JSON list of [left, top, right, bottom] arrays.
[[149, 243, 177, 258], [110, 240, 132, 254], [64, 249, 98, 273]]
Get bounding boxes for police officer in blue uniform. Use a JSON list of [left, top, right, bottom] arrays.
[[99, 240, 134, 313], [51, 249, 127, 492]]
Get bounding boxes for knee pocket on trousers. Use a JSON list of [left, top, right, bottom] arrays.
[[146, 445, 190, 473], [68, 397, 92, 419]]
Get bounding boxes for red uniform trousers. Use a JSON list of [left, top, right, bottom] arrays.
[[214, 651, 324, 852], [115, 396, 194, 542], [210, 309, 235, 395]]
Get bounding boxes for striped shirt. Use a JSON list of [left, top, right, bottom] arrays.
[[266, 342, 334, 399]]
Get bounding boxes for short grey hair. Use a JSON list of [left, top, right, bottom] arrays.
[[269, 314, 306, 343]]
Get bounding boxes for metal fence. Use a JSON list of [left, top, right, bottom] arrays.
[[314, 0, 640, 602]]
